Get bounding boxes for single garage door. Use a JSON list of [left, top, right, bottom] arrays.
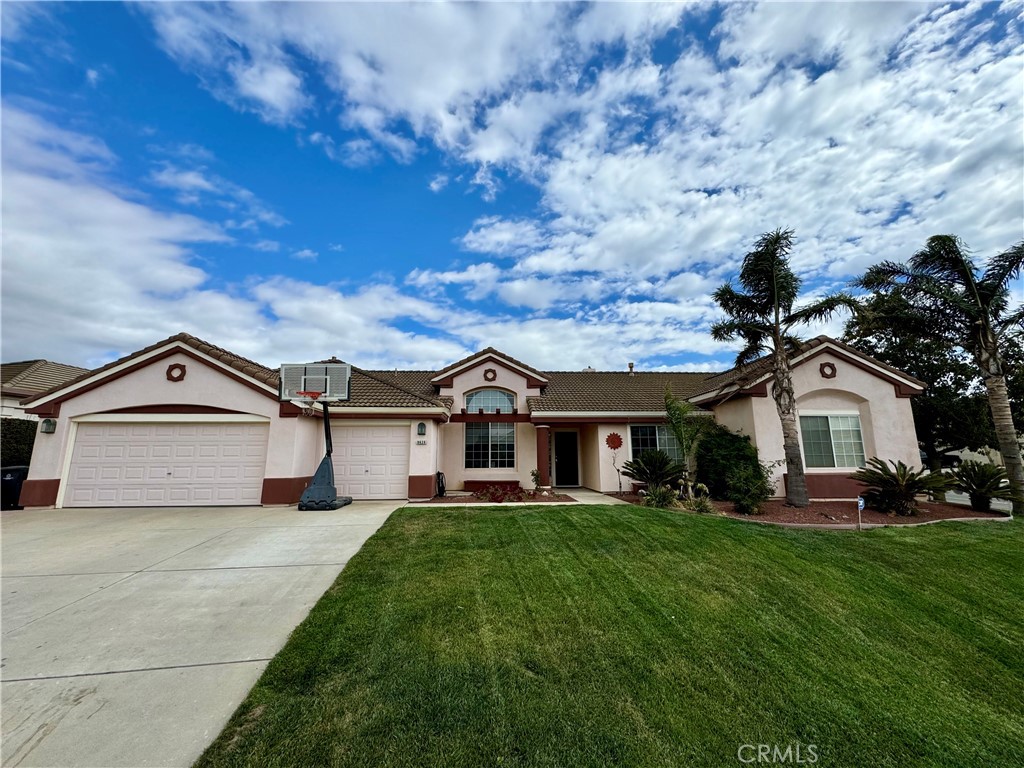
[[332, 425, 409, 499], [65, 422, 269, 507]]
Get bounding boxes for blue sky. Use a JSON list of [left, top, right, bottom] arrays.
[[2, 1, 1021, 373]]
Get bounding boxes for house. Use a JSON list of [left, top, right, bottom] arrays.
[[17, 332, 924, 508], [2, 360, 90, 420]]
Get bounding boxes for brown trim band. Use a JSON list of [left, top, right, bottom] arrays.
[[19, 479, 59, 507], [450, 413, 532, 423], [783, 472, 866, 499], [98, 405, 246, 415], [328, 412, 444, 421], [408, 474, 435, 499], [261, 477, 312, 505], [529, 416, 668, 425]]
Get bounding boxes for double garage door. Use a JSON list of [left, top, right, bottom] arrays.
[[65, 422, 269, 507], [331, 425, 409, 499]]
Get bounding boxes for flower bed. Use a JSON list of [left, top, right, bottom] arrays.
[[420, 488, 576, 504]]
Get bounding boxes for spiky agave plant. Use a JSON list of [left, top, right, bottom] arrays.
[[621, 449, 686, 490], [951, 461, 1019, 512], [850, 458, 955, 516]]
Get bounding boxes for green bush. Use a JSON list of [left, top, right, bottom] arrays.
[[850, 458, 955, 516], [1, 418, 37, 466], [622, 449, 685, 489], [695, 423, 760, 500], [726, 461, 774, 515], [641, 484, 678, 509], [950, 461, 1019, 512]]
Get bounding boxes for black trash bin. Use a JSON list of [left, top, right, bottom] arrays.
[[1, 466, 30, 510]]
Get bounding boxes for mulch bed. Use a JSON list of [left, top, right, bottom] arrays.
[[420, 491, 576, 504], [604, 493, 1008, 526], [716, 498, 1007, 526]]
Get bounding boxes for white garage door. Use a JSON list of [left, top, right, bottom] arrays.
[[332, 425, 409, 499], [65, 422, 269, 507]]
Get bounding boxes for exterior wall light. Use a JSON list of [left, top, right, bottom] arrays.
[[417, 422, 427, 436], [40, 418, 57, 434]]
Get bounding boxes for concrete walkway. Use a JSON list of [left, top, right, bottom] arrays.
[[1, 502, 397, 768]]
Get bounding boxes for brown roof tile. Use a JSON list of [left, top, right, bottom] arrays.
[[528, 371, 716, 413], [431, 347, 547, 381], [690, 335, 927, 400], [2, 360, 91, 398]]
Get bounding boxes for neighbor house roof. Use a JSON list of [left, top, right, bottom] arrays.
[[690, 335, 927, 404], [527, 371, 716, 413], [1, 360, 90, 399]]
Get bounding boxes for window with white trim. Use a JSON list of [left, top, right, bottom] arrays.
[[465, 423, 515, 468], [629, 425, 682, 462], [799, 415, 866, 468], [466, 389, 515, 413]]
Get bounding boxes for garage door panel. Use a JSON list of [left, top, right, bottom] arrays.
[[331, 424, 409, 500], [66, 423, 269, 507]]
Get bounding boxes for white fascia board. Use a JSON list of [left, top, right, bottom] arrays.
[[431, 357, 548, 384], [27, 341, 278, 407], [688, 386, 738, 405]]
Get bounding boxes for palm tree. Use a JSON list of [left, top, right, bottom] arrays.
[[711, 228, 857, 507], [857, 235, 1024, 514]]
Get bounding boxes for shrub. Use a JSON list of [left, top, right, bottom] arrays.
[[1, 418, 37, 466], [529, 468, 542, 491], [695, 423, 760, 500], [474, 485, 528, 503], [850, 458, 955, 516], [726, 461, 774, 515], [950, 461, 1019, 512], [621, 449, 685, 489], [681, 495, 717, 515], [641, 484, 678, 509]]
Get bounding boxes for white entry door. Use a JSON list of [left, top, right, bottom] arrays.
[[65, 422, 269, 507], [331, 424, 409, 499]]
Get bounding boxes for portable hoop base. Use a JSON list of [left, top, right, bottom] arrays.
[[297, 399, 353, 511]]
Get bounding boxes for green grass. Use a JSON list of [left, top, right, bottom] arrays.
[[196, 506, 1024, 768]]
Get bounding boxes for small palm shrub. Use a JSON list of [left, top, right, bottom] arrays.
[[641, 484, 678, 509], [681, 495, 717, 515], [950, 461, 1018, 512], [850, 458, 954, 516], [622, 450, 686, 490], [726, 461, 774, 515]]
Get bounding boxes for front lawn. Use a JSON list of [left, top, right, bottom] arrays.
[[197, 506, 1024, 768]]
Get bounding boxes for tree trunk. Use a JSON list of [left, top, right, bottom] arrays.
[[772, 352, 810, 507], [982, 374, 1024, 514]]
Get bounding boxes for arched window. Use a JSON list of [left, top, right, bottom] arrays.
[[465, 389, 515, 413]]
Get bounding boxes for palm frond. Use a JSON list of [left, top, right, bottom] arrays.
[[710, 318, 770, 343], [786, 292, 859, 327], [854, 261, 914, 291], [737, 228, 800, 311], [711, 283, 767, 320], [978, 241, 1024, 304], [910, 235, 980, 287]]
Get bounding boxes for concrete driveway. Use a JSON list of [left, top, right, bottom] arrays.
[[1, 502, 399, 767]]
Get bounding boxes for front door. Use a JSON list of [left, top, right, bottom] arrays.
[[554, 431, 579, 486]]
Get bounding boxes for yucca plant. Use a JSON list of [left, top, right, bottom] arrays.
[[850, 458, 955, 516], [641, 484, 678, 509], [621, 449, 686, 490], [950, 460, 1019, 512]]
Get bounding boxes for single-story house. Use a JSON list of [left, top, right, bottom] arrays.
[[2, 360, 90, 420], [18, 332, 924, 508]]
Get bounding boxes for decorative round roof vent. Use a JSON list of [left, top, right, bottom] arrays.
[[819, 362, 837, 379]]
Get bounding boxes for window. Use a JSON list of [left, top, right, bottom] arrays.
[[800, 415, 866, 468], [465, 423, 515, 468], [466, 389, 515, 413], [629, 425, 681, 461]]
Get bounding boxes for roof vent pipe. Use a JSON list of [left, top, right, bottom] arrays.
[[628, 362, 635, 376], [583, 366, 596, 373]]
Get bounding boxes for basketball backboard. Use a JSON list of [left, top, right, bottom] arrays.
[[279, 362, 351, 402]]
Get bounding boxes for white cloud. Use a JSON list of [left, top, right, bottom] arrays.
[[252, 239, 280, 252], [292, 248, 318, 261], [428, 174, 449, 192], [85, 68, 100, 87], [149, 162, 287, 229]]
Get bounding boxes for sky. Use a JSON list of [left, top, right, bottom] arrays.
[[2, 1, 1022, 374]]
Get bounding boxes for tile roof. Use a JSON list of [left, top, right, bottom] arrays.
[[690, 335, 927, 399], [1, 360, 91, 398], [431, 347, 547, 380], [528, 371, 716, 413], [20, 333, 279, 405], [340, 369, 446, 409]]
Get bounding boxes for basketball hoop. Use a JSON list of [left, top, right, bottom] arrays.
[[296, 390, 321, 418]]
